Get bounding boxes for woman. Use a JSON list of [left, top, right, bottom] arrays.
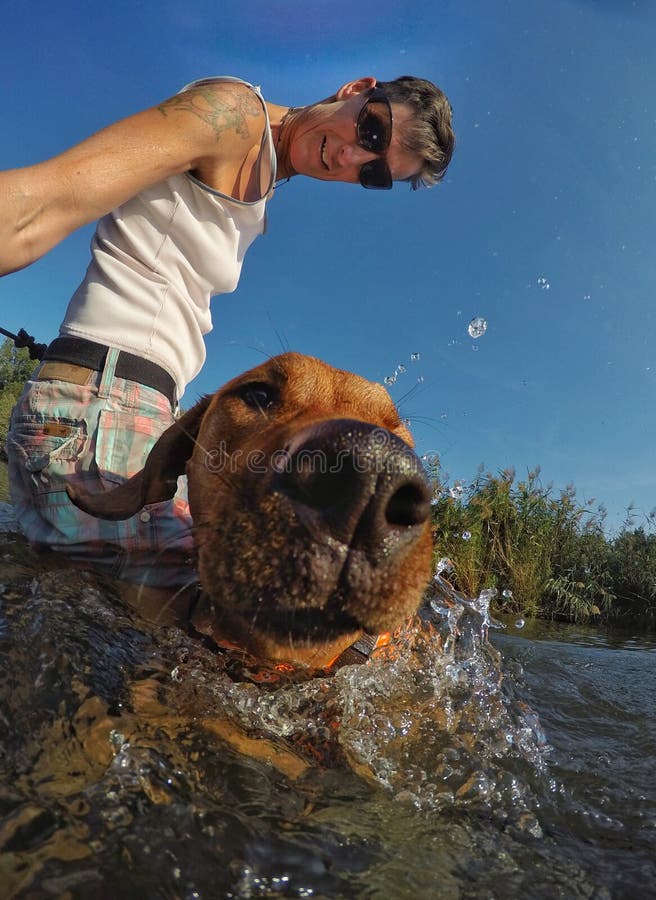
[[1, 73, 454, 596]]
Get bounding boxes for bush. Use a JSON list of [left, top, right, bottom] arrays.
[[430, 466, 614, 623], [0, 339, 39, 451]]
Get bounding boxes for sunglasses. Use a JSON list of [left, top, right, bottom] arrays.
[[356, 87, 393, 190]]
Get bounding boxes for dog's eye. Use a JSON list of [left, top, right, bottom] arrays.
[[239, 382, 277, 411]]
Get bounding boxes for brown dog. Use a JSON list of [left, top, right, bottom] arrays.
[[68, 353, 433, 669]]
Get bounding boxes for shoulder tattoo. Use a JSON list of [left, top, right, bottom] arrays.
[[157, 85, 262, 140]]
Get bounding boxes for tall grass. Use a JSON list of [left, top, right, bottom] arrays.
[[430, 466, 615, 623]]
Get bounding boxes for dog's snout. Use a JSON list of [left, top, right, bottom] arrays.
[[273, 420, 431, 550]]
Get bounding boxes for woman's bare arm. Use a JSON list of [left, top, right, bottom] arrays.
[[0, 81, 265, 276]]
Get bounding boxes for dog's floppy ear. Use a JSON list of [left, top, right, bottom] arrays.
[[67, 396, 212, 521]]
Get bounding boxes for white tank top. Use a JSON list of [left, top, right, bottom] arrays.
[[60, 77, 276, 399]]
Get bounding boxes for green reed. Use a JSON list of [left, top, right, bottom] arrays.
[[430, 466, 619, 623]]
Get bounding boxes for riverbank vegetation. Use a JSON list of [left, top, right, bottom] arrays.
[[0, 340, 39, 451], [430, 465, 656, 627]]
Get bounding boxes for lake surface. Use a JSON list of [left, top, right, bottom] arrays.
[[489, 618, 656, 898], [0, 522, 655, 898]]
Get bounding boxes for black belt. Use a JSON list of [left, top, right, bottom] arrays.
[[44, 336, 177, 406]]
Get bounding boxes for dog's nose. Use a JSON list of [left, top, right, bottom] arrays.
[[273, 420, 431, 552]]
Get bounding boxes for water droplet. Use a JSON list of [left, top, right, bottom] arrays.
[[384, 375, 397, 386], [435, 557, 454, 576], [468, 316, 487, 339], [537, 276, 550, 290], [449, 481, 464, 499], [462, 531, 471, 541], [170, 666, 183, 682], [417, 376, 424, 383], [397, 364, 407, 374], [502, 588, 513, 599], [109, 729, 126, 750], [410, 352, 421, 361], [514, 618, 525, 629]]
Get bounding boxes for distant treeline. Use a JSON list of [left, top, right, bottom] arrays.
[[0, 339, 39, 453], [430, 465, 656, 628]]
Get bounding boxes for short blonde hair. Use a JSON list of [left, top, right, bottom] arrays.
[[377, 76, 455, 189]]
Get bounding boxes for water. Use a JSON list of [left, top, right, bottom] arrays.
[[0, 529, 655, 897], [490, 619, 656, 897]]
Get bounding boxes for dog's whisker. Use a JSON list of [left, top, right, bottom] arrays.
[[395, 374, 442, 409], [266, 313, 291, 354], [395, 383, 426, 407], [152, 578, 199, 624], [402, 414, 451, 437]]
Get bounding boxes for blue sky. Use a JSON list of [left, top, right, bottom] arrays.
[[2, 0, 655, 532]]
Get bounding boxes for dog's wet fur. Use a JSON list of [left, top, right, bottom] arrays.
[[68, 353, 434, 668]]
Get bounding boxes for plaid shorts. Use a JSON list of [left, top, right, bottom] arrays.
[[6, 350, 195, 589]]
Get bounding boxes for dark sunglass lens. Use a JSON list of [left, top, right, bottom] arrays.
[[360, 158, 393, 190], [357, 102, 392, 153]]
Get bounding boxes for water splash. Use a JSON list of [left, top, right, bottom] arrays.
[[449, 481, 465, 500], [198, 567, 551, 823]]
